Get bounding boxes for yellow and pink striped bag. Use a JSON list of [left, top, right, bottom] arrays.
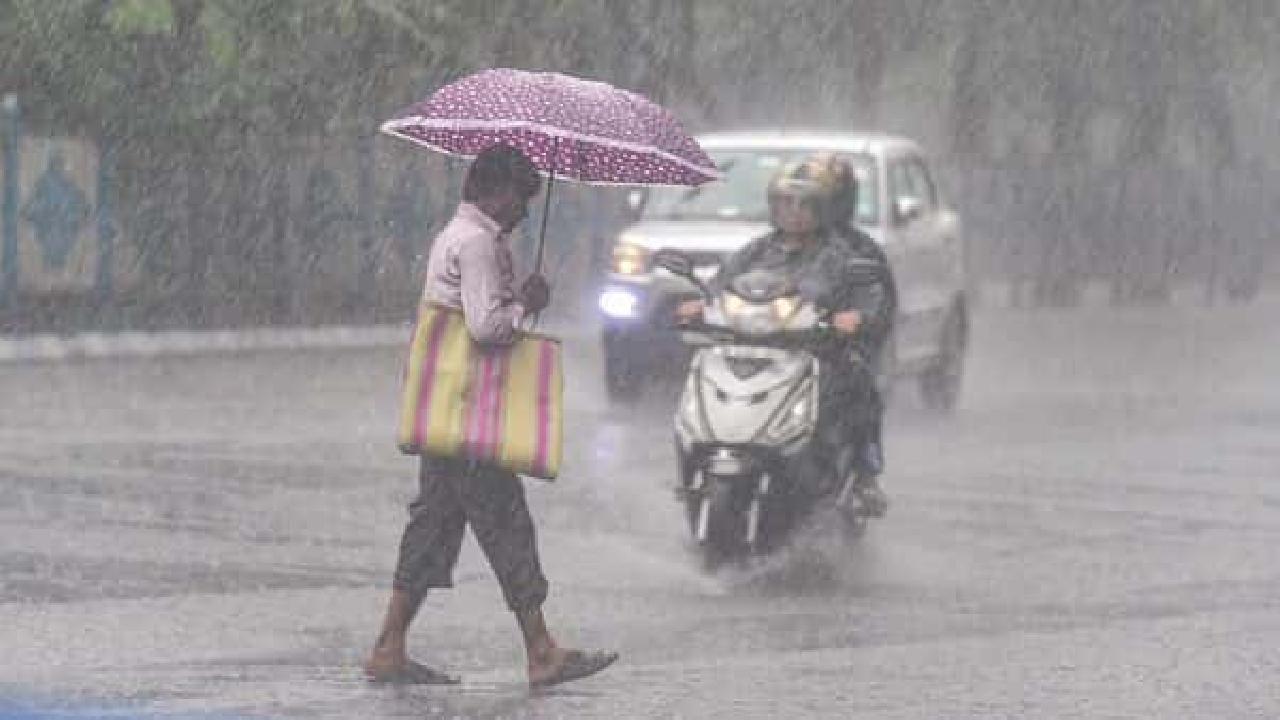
[[397, 303, 563, 480]]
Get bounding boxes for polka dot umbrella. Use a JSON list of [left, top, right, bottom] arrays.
[[380, 68, 720, 271]]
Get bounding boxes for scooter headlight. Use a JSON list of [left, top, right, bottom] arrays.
[[771, 295, 799, 321], [764, 377, 818, 445], [722, 292, 746, 316], [675, 361, 710, 446], [722, 292, 784, 335]]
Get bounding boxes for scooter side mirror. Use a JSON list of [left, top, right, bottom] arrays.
[[893, 196, 924, 226], [624, 189, 648, 220], [653, 249, 695, 279], [653, 248, 712, 298]]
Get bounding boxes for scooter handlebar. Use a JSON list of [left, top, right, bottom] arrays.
[[673, 318, 838, 349]]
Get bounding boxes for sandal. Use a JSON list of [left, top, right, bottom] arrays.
[[530, 649, 619, 689], [366, 659, 460, 685]]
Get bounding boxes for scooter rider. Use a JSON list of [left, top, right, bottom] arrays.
[[823, 154, 896, 517], [676, 154, 891, 515]]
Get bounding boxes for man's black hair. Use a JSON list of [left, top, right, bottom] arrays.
[[463, 145, 541, 202]]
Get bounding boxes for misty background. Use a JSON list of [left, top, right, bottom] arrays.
[[4, 5, 1280, 718], [1, 0, 1276, 333]]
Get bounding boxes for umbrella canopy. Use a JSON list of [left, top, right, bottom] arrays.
[[380, 68, 719, 187]]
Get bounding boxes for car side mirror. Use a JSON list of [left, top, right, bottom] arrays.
[[894, 196, 923, 226], [625, 189, 648, 219]]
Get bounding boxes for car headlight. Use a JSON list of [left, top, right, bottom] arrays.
[[611, 236, 651, 276], [598, 287, 640, 319], [722, 292, 746, 315]]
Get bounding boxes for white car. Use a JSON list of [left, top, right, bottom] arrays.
[[598, 131, 969, 410]]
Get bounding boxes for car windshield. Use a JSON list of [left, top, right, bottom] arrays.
[[640, 149, 879, 225]]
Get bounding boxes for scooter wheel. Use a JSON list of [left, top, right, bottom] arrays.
[[696, 479, 743, 570]]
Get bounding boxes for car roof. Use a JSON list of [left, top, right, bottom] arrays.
[[696, 130, 923, 157]]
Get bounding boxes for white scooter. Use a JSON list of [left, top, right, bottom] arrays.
[[655, 250, 881, 568]]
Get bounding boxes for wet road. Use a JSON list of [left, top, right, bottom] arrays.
[[2, 301, 1279, 719]]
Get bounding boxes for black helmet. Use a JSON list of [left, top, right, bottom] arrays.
[[817, 153, 858, 226]]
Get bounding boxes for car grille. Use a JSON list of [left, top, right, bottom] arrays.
[[650, 293, 700, 329], [684, 251, 727, 269]]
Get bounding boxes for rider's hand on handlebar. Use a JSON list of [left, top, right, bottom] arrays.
[[831, 309, 863, 335], [675, 299, 705, 325]]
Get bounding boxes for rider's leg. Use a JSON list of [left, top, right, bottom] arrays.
[[850, 371, 888, 517]]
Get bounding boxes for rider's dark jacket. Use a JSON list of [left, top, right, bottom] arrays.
[[833, 223, 897, 363], [711, 227, 896, 362]]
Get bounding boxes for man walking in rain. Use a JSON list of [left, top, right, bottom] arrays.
[[365, 145, 618, 688]]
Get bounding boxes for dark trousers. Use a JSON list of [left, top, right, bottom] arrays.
[[392, 455, 549, 614], [819, 353, 885, 477]]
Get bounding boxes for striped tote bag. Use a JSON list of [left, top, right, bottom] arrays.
[[397, 303, 563, 480]]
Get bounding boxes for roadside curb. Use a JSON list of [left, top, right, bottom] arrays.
[[6, 282, 1274, 364], [0, 315, 595, 364], [0, 325, 411, 363]]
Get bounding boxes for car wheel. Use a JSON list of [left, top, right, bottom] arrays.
[[920, 306, 966, 413], [876, 331, 898, 410], [604, 338, 645, 401]]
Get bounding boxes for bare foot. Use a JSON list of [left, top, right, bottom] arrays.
[[528, 648, 619, 688], [365, 648, 458, 685]]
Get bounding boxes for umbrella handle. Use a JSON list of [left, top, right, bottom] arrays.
[[528, 138, 559, 332], [534, 137, 558, 275]]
